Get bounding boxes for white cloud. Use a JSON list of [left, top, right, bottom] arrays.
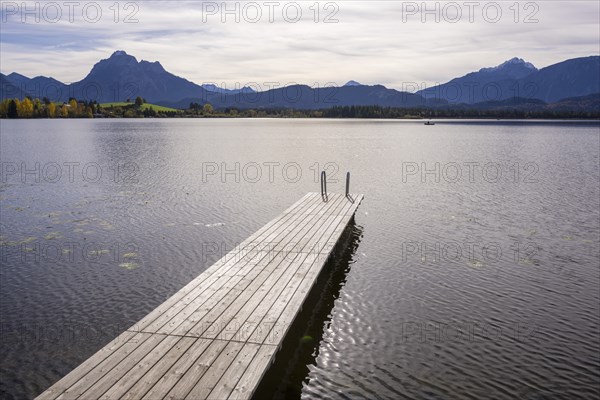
[[1, 0, 598, 89]]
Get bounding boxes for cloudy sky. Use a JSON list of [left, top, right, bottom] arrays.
[[1, 1, 598, 90]]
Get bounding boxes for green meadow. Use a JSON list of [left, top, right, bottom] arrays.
[[100, 102, 179, 112]]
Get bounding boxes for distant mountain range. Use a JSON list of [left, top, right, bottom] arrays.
[[418, 56, 600, 104], [200, 84, 256, 95], [165, 83, 445, 110], [1, 51, 599, 112]]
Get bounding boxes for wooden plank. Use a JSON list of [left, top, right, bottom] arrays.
[[278, 197, 348, 254], [165, 245, 286, 337], [227, 345, 277, 400], [140, 338, 214, 400], [291, 193, 341, 215], [206, 343, 261, 399], [207, 251, 305, 342], [186, 252, 292, 338], [172, 274, 261, 338], [253, 197, 361, 345], [234, 252, 319, 344], [318, 195, 364, 254], [36, 193, 364, 400], [245, 255, 324, 344], [143, 274, 232, 334], [120, 336, 197, 400], [99, 334, 182, 399], [159, 339, 231, 399], [271, 195, 346, 254], [75, 334, 170, 399], [303, 195, 361, 255], [301, 215, 344, 255], [196, 196, 347, 341], [216, 199, 349, 343], [261, 200, 361, 346], [165, 341, 244, 400], [259, 263, 326, 346]]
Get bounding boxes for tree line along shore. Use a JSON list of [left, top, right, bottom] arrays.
[[1, 96, 598, 119]]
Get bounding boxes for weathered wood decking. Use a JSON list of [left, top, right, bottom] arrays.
[[37, 192, 363, 400]]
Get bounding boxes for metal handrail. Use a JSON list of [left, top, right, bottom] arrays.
[[345, 172, 350, 197], [320, 170, 353, 202]]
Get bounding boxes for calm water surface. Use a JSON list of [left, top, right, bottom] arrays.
[[1, 119, 599, 399]]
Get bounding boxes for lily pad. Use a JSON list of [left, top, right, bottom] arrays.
[[119, 262, 139, 270], [519, 258, 539, 266], [99, 220, 113, 226], [88, 249, 110, 256], [44, 232, 62, 240]]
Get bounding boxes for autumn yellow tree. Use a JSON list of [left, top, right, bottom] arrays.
[[19, 98, 34, 117], [68, 99, 78, 117], [47, 102, 56, 118], [0, 100, 8, 117], [60, 104, 69, 118], [203, 103, 213, 115]]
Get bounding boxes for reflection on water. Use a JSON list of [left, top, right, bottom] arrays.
[[0, 119, 599, 399]]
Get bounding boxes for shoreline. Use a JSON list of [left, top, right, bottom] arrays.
[[2, 116, 600, 121]]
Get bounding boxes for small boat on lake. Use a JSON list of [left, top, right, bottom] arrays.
[[424, 121, 435, 125]]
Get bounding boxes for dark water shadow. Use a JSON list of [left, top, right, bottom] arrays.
[[253, 220, 364, 400]]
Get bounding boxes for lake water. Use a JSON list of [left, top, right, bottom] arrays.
[[1, 119, 599, 399]]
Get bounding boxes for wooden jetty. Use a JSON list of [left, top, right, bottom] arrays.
[[37, 191, 363, 400]]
